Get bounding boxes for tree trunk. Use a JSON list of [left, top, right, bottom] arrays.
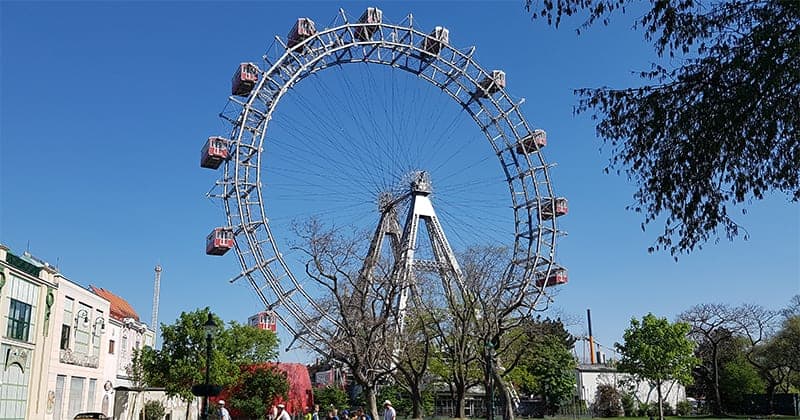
[[129, 391, 138, 420], [185, 400, 191, 420], [656, 381, 664, 420], [712, 346, 722, 415], [491, 371, 514, 420], [766, 383, 777, 414], [410, 383, 423, 419], [454, 382, 467, 419], [366, 386, 378, 420]]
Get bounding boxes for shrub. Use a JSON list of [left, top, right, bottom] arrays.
[[592, 384, 623, 417], [636, 402, 651, 417], [646, 402, 658, 417], [661, 401, 674, 416], [144, 400, 166, 420], [620, 393, 635, 417], [676, 400, 692, 416], [314, 386, 349, 411]]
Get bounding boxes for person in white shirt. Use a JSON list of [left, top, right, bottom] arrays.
[[277, 403, 292, 420], [218, 400, 231, 420], [383, 400, 396, 420]]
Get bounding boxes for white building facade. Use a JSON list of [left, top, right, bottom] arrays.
[[45, 274, 111, 420], [576, 364, 687, 408], [91, 286, 155, 419]]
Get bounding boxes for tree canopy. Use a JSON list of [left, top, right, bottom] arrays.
[[616, 313, 697, 420], [138, 308, 280, 401], [525, 0, 800, 255], [229, 366, 290, 420], [681, 298, 799, 414], [506, 318, 577, 414]]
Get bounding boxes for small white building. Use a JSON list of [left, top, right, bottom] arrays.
[[90, 286, 155, 419], [46, 271, 112, 420], [576, 363, 686, 408]]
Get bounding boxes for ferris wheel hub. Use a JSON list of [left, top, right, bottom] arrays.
[[410, 171, 432, 196]]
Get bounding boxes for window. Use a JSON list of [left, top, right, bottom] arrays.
[[7, 298, 32, 341], [61, 324, 71, 350], [53, 375, 66, 420], [67, 376, 85, 419], [108, 340, 115, 354], [87, 379, 97, 412]]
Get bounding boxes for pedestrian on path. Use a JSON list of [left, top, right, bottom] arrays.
[[383, 400, 395, 420]]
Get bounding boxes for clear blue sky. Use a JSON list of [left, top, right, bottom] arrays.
[[2, 1, 798, 362]]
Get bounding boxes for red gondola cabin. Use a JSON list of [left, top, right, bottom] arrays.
[[535, 268, 568, 288], [355, 7, 383, 41], [200, 136, 229, 169], [288, 18, 317, 49], [206, 228, 234, 256], [476, 70, 506, 98], [422, 26, 449, 57], [540, 197, 568, 220], [516, 129, 547, 154], [232, 63, 259, 97]]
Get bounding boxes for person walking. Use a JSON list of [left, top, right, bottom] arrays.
[[355, 407, 370, 420], [326, 407, 339, 420], [312, 404, 321, 420], [383, 401, 395, 420], [276, 404, 292, 420], [218, 400, 231, 420]]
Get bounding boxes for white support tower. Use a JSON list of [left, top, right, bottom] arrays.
[[393, 171, 463, 333], [152, 264, 162, 348], [360, 172, 463, 336]]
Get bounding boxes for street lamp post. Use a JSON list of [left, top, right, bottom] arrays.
[[201, 312, 217, 420]]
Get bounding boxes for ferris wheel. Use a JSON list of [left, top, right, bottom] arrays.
[[200, 8, 569, 353]]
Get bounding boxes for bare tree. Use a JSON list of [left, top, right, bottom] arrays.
[[449, 246, 549, 420], [422, 271, 482, 419], [293, 219, 399, 420], [732, 303, 783, 413], [394, 301, 437, 419], [678, 303, 737, 415]]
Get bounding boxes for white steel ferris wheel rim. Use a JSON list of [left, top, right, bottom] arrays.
[[215, 12, 561, 351]]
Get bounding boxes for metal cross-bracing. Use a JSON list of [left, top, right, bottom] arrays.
[[202, 8, 569, 352]]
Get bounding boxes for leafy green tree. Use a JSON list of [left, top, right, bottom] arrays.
[[506, 318, 577, 414], [138, 308, 279, 403], [314, 386, 349, 411], [524, 0, 800, 256], [229, 366, 290, 419], [772, 315, 800, 374], [615, 314, 697, 420], [718, 349, 765, 412], [377, 384, 427, 418]]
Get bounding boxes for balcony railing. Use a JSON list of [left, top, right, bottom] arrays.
[[59, 349, 99, 368]]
